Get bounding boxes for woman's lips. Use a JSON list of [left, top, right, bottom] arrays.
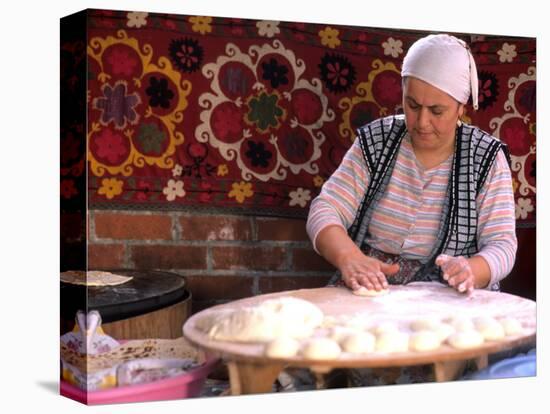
[[415, 130, 433, 136]]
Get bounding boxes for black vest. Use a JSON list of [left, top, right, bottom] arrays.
[[346, 115, 510, 291]]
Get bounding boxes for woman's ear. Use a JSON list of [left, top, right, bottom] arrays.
[[458, 103, 465, 119]]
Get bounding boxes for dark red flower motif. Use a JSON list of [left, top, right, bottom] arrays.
[[61, 179, 78, 199], [188, 143, 208, 159], [94, 128, 128, 164], [106, 49, 138, 77]]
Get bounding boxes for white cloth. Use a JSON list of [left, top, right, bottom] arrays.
[[402, 34, 479, 110]]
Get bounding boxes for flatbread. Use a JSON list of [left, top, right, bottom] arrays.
[[60, 270, 133, 286], [60, 337, 202, 373], [352, 286, 389, 297]]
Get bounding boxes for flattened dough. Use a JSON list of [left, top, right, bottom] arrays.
[[353, 286, 389, 297], [60, 270, 133, 286], [203, 297, 324, 342]]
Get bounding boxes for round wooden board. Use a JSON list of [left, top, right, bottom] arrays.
[[183, 282, 536, 370]]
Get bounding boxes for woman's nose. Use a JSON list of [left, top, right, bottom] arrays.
[[417, 108, 430, 129]]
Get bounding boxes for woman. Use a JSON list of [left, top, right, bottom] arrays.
[[277, 34, 518, 391], [307, 34, 517, 296]]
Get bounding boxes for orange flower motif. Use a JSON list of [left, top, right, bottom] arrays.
[[217, 164, 229, 177], [313, 175, 324, 188], [228, 181, 253, 203], [189, 16, 213, 35], [98, 178, 123, 199], [319, 27, 341, 49]]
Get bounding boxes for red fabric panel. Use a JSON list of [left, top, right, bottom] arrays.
[[62, 10, 537, 225]]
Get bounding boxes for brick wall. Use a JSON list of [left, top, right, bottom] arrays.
[[88, 210, 335, 313]]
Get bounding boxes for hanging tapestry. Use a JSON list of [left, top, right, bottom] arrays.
[[60, 9, 536, 225]]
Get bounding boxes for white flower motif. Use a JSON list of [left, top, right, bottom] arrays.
[[256, 20, 280, 38], [163, 179, 186, 201], [127, 12, 148, 28], [515, 197, 534, 219], [289, 187, 311, 208], [497, 43, 517, 63], [382, 37, 403, 58], [172, 164, 183, 177]]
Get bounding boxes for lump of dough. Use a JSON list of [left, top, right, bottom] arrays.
[[353, 286, 389, 297], [329, 326, 357, 343], [340, 331, 376, 354], [370, 321, 400, 336], [301, 338, 341, 360], [473, 317, 505, 341], [206, 297, 323, 342], [375, 331, 409, 353], [409, 330, 442, 352], [498, 317, 523, 336], [433, 322, 456, 342], [344, 315, 372, 330], [444, 316, 475, 332], [321, 315, 338, 328], [447, 330, 484, 349], [265, 337, 300, 358], [409, 317, 441, 332]]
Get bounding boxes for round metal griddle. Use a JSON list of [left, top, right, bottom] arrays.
[[60, 269, 188, 323]]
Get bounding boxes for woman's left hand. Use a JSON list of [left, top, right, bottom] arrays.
[[435, 254, 474, 294]]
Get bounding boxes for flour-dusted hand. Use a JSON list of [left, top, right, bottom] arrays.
[[435, 254, 474, 294], [339, 252, 400, 292]]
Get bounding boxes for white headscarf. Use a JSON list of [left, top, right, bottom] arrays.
[[401, 34, 479, 110]]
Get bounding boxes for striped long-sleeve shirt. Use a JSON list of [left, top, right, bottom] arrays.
[[307, 132, 517, 288]]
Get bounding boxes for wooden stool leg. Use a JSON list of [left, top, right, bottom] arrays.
[[433, 360, 468, 382], [227, 361, 284, 395], [434, 354, 490, 382], [475, 354, 488, 370]]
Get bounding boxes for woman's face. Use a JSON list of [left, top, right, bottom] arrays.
[[402, 77, 464, 153]]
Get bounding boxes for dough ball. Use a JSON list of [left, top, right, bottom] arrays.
[[433, 322, 456, 342], [264, 337, 300, 358], [498, 317, 523, 336], [409, 330, 442, 352], [301, 338, 342, 360], [444, 316, 475, 332], [375, 331, 409, 353], [321, 315, 338, 328], [447, 330, 484, 349], [353, 287, 389, 297], [344, 315, 371, 330], [340, 331, 376, 354], [409, 317, 441, 332], [370, 321, 400, 336], [474, 317, 505, 341], [329, 326, 357, 343]]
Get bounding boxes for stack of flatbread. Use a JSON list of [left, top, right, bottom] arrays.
[[60, 337, 203, 374], [60, 270, 133, 287]]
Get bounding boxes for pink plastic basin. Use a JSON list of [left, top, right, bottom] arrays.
[[60, 356, 218, 405]]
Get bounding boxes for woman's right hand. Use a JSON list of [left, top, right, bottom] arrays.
[[338, 251, 400, 291]]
